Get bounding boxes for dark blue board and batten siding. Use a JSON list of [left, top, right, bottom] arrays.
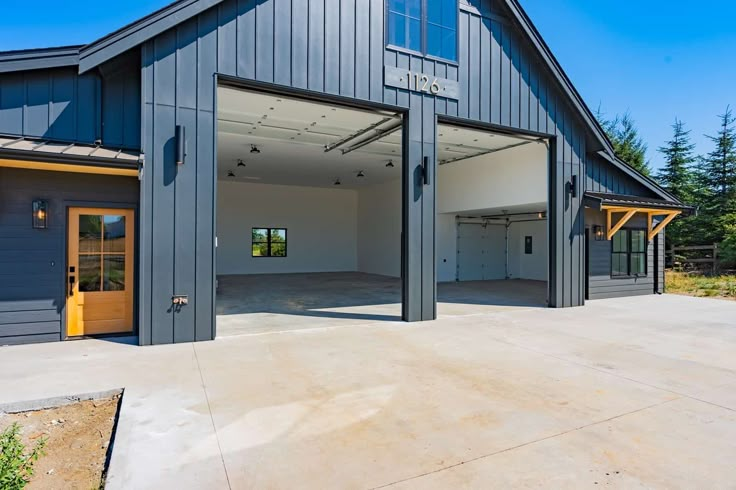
[[0, 168, 139, 346], [139, 0, 621, 343], [0, 58, 141, 150]]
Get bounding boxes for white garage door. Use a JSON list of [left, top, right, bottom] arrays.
[[457, 223, 506, 281]]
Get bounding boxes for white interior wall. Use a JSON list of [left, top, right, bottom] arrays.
[[357, 179, 402, 277], [217, 181, 358, 274], [437, 142, 548, 214], [508, 220, 548, 281]]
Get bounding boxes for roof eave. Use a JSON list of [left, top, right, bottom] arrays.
[[0, 46, 81, 74]]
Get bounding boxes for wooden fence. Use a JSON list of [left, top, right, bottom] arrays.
[[666, 244, 720, 273]]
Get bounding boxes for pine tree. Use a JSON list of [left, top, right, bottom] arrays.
[[699, 106, 736, 205], [656, 119, 697, 246], [599, 112, 651, 176], [695, 106, 736, 244], [657, 119, 696, 201]]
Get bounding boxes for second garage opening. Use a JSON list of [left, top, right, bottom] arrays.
[[436, 121, 550, 309]]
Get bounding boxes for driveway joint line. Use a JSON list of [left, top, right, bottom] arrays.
[[371, 397, 682, 489], [192, 344, 232, 490]]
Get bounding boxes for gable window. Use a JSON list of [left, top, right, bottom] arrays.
[[611, 229, 646, 277], [387, 0, 458, 62], [252, 228, 287, 257]]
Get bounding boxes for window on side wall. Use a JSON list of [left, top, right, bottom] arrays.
[[611, 229, 646, 277], [387, 0, 458, 62], [252, 228, 287, 258]]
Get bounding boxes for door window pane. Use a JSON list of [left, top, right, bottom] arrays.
[[79, 215, 102, 253], [79, 254, 101, 292], [104, 215, 126, 253], [631, 253, 646, 276], [631, 230, 646, 253], [103, 255, 126, 291]]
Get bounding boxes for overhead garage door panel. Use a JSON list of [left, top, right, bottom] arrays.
[[457, 223, 506, 281]]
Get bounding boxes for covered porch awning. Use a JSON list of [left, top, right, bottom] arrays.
[[584, 192, 696, 241], [0, 135, 141, 177]]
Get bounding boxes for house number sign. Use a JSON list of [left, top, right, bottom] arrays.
[[384, 65, 460, 100]]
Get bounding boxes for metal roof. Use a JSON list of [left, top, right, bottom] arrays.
[[0, 135, 141, 168], [584, 192, 695, 216]]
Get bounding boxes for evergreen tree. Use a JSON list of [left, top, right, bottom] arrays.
[[657, 119, 696, 201], [656, 119, 697, 246], [698, 106, 736, 205], [695, 107, 736, 244], [599, 112, 651, 176]]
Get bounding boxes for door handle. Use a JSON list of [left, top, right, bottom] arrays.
[[69, 276, 75, 296]]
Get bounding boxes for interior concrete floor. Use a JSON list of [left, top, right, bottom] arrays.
[[216, 272, 548, 337], [1, 294, 734, 489]]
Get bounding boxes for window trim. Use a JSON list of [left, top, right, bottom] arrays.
[[251, 227, 288, 258], [610, 228, 647, 279], [385, 0, 459, 64]]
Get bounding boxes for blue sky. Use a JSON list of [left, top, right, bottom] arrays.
[[2, 0, 734, 170]]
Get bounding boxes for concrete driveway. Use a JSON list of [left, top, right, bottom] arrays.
[[1, 294, 735, 489]]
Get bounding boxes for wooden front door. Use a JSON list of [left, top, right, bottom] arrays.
[[67, 208, 134, 337]]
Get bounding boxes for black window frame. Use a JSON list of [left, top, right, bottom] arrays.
[[251, 227, 287, 258], [386, 0, 459, 64], [611, 229, 647, 278]]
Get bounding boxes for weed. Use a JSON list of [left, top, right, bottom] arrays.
[[0, 423, 47, 489]]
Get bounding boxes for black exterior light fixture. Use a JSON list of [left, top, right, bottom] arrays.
[[250, 144, 261, 154], [357, 170, 365, 178], [593, 224, 605, 241], [227, 170, 235, 177], [175, 125, 186, 165], [32, 199, 48, 229], [385, 160, 395, 168], [237, 159, 246, 167], [334, 178, 341, 186]]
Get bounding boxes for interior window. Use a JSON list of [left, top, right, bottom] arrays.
[[611, 229, 647, 277], [252, 228, 287, 258], [387, 0, 458, 61]]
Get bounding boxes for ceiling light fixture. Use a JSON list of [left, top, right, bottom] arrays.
[[386, 160, 395, 168], [227, 170, 235, 177], [250, 144, 261, 154], [357, 171, 365, 178], [237, 159, 246, 167]]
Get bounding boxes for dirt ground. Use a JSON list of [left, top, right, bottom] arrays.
[[0, 395, 120, 489]]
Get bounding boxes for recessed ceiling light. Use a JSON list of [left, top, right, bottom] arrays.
[[237, 159, 246, 167]]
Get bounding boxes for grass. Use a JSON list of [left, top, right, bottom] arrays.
[[666, 271, 736, 300]]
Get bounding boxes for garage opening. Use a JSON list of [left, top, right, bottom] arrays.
[[215, 84, 404, 336], [436, 122, 549, 310]]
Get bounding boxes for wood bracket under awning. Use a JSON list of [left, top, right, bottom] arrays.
[[603, 206, 682, 241]]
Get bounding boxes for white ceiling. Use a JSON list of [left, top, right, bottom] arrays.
[[216, 86, 541, 189], [217, 86, 403, 188], [436, 124, 540, 165]]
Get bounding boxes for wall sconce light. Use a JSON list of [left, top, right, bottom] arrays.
[[175, 125, 186, 165], [593, 224, 604, 241], [250, 144, 261, 154], [567, 175, 578, 198], [32, 199, 48, 229]]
